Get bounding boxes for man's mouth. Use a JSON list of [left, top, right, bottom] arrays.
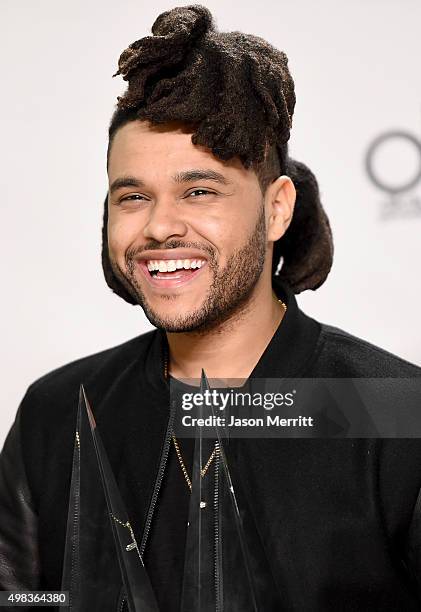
[[137, 257, 208, 288]]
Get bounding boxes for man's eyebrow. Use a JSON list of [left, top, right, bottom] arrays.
[[173, 169, 232, 186], [109, 169, 232, 195], [109, 176, 144, 194]]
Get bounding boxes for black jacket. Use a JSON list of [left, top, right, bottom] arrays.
[[2, 278, 421, 611]]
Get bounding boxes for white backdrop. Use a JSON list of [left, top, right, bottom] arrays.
[[1, 0, 421, 445]]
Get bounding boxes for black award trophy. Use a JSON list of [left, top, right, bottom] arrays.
[[180, 371, 281, 611], [61, 386, 158, 612]]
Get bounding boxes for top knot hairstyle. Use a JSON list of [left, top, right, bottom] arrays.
[[102, 4, 333, 301]]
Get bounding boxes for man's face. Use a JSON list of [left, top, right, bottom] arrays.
[[107, 120, 273, 332]]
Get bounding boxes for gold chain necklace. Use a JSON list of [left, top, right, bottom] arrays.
[[163, 344, 217, 491], [171, 435, 217, 491], [164, 297, 287, 493]]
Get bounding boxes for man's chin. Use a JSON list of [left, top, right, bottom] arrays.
[[142, 299, 243, 335], [143, 307, 210, 333]]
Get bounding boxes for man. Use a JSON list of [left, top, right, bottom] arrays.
[[1, 5, 421, 611]]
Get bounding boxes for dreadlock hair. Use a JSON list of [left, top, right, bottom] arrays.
[[102, 4, 333, 304]]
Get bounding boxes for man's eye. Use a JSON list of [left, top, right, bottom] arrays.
[[187, 189, 214, 197], [120, 194, 147, 203]]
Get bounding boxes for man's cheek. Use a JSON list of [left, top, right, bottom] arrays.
[[107, 231, 122, 265], [107, 220, 135, 263]]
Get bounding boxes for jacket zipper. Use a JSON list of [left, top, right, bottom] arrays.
[[118, 593, 126, 612], [214, 442, 222, 612], [139, 402, 175, 556], [119, 398, 175, 611]]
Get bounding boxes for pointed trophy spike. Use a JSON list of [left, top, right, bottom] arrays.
[[182, 370, 263, 611], [80, 384, 97, 430], [61, 391, 82, 606], [83, 388, 158, 612], [63, 385, 159, 612], [181, 369, 213, 611], [200, 368, 210, 393], [207, 376, 259, 611]]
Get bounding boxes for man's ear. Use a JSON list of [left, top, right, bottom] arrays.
[[266, 176, 296, 242]]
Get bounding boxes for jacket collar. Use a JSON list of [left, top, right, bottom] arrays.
[[251, 276, 321, 378]]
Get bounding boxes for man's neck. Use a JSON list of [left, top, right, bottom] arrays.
[[166, 284, 285, 381]]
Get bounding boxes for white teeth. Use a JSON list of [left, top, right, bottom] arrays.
[[146, 258, 206, 272]]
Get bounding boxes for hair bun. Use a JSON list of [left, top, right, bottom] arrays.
[[115, 5, 213, 82], [274, 158, 333, 292], [152, 5, 213, 38]]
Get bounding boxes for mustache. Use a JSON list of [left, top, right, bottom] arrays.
[[125, 240, 216, 265]]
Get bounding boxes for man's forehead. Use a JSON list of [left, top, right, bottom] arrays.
[[108, 119, 248, 179], [117, 119, 197, 138], [111, 120, 208, 158]]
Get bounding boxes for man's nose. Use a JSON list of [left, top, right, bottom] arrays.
[[142, 197, 188, 243]]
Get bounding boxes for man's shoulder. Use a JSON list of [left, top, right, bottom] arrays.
[[24, 329, 159, 402], [314, 322, 421, 377]]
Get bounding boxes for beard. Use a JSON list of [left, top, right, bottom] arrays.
[[110, 205, 267, 333]]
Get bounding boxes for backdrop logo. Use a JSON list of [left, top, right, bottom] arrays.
[[365, 129, 421, 219]]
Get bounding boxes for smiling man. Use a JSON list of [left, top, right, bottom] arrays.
[[2, 5, 421, 612]]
